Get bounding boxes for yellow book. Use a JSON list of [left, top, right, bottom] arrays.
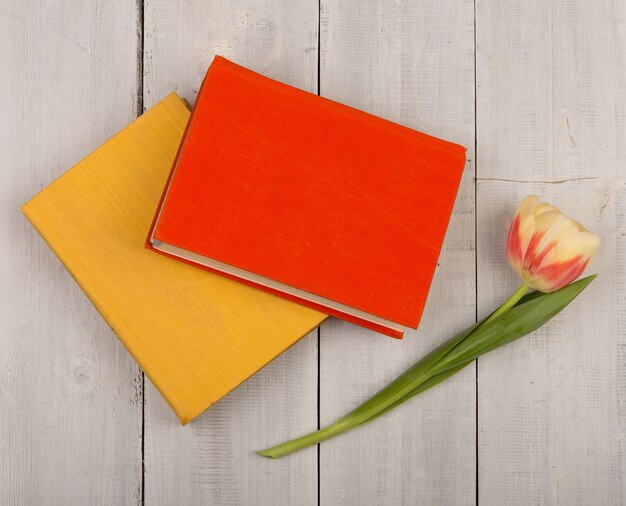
[[22, 94, 327, 424]]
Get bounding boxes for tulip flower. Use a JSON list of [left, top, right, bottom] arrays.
[[507, 195, 601, 293], [258, 196, 600, 459]]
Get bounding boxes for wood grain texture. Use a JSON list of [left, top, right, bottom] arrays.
[[476, 0, 626, 504], [318, 1, 476, 504], [5, 0, 626, 503], [0, 0, 142, 504], [142, 1, 320, 504]]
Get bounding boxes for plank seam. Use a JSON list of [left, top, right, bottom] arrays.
[[473, 0, 479, 504], [317, 326, 321, 506], [316, 3, 322, 506], [475, 176, 599, 185], [136, 0, 146, 505], [136, 0, 145, 117]]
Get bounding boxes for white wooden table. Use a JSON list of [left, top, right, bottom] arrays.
[[2, 1, 624, 504]]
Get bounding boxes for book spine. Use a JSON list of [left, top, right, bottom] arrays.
[[145, 76, 210, 250]]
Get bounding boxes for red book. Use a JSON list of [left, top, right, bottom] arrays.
[[147, 56, 467, 338]]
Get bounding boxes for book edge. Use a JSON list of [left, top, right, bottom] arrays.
[[147, 243, 403, 339]]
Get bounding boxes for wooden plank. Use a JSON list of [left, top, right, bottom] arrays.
[[0, 1, 143, 504], [318, 1, 476, 504], [476, 0, 626, 503], [142, 1, 319, 504]]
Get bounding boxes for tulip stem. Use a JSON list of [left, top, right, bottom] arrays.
[[481, 282, 529, 328], [256, 277, 594, 459]]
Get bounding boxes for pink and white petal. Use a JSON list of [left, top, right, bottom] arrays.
[[507, 195, 540, 273], [527, 256, 590, 292], [515, 195, 541, 261], [526, 214, 583, 271], [522, 210, 564, 270], [535, 231, 601, 270], [526, 231, 601, 291], [506, 214, 525, 274]]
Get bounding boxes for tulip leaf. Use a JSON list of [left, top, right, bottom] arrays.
[[329, 322, 481, 430], [359, 275, 596, 429], [257, 275, 596, 458], [335, 276, 595, 431], [432, 275, 596, 375], [362, 362, 471, 426]]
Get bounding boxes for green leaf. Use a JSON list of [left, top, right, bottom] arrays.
[[362, 362, 471, 425], [257, 275, 596, 458], [363, 275, 596, 428], [432, 275, 596, 375], [328, 322, 481, 430], [257, 326, 480, 458]]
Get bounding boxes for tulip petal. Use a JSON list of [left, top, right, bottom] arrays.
[[507, 195, 540, 274], [506, 214, 524, 274], [528, 231, 601, 291], [522, 211, 562, 270], [533, 203, 559, 217], [517, 195, 541, 258], [525, 213, 584, 272], [538, 231, 601, 268]]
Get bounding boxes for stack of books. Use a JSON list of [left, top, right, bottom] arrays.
[[22, 57, 467, 423]]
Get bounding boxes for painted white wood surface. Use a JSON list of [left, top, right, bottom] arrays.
[[3, 0, 626, 504], [142, 1, 320, 504], [0, 0, 143, 504], [318, 1, 477, 504], [476, 0, 626, 504]]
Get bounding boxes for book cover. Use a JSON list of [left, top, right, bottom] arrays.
[[22, 93, 327, 424], [148, 57, 467, 338]]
